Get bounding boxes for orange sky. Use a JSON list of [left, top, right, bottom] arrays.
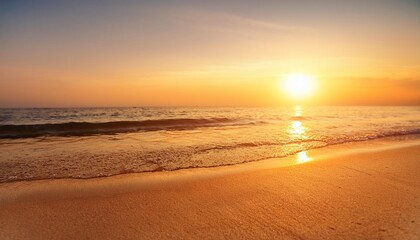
[[1, 0, 419, 107]]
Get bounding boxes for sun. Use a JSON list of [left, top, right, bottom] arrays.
[[281, 73, 316, 99]]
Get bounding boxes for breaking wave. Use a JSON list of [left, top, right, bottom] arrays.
[[0, 118, 251, 138]]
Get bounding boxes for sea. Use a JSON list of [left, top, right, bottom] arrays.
[[0, 106, 419, 182]]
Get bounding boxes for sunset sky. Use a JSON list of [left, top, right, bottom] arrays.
[[1, 0, 419, 107]]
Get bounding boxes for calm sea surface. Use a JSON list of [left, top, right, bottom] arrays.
[[0, 106, 419, 182]]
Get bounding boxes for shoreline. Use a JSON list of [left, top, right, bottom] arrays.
[[1, 137, 419, 239], [1, 135, 419, 185]]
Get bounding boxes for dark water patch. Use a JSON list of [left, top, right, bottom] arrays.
[[0, 118, 245, 138]]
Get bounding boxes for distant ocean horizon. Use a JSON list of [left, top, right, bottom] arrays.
[[0, 106, 419, 182]]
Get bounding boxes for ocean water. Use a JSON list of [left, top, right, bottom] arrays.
[[0, 106, 419, 182]]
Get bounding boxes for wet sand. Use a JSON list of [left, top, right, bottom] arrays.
[[0, 139, 419, 239]]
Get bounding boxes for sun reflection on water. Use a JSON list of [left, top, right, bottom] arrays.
[[287, 106, 313, 164], [289, 121, 305, 136], [288, 106, 307, 140]]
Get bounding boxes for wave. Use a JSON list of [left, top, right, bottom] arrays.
[[0, 118, 245, 138], [196, 130, 420, 153]]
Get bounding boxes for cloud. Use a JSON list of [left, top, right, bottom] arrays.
[[169, 60, 286, 78], [176, 8, 312, 36]]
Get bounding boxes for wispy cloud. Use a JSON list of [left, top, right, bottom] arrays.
[[175, 8, 312, 36], [170, 60, 285, 77]]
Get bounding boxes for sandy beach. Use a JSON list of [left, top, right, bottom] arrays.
[[0, 139, 419, 240]]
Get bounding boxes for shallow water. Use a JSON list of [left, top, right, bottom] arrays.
[[0, 106, 419, 182]]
